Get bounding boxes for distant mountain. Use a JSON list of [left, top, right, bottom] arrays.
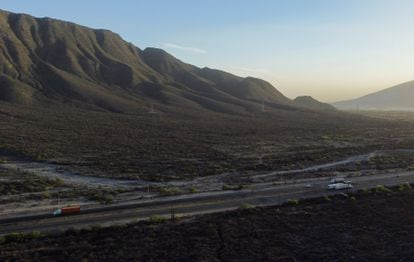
[[333, 81, 414, 111], [293, 96, 336, 111], [0, 9, 333, 114]]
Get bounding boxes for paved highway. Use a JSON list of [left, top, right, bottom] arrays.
[[0, 170, 413, 235]]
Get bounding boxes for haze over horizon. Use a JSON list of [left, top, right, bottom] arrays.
[[2, 0, 414, 102]]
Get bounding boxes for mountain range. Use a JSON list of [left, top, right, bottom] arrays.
[[333, 81, 414, 111], [0, 9, 333, 115]]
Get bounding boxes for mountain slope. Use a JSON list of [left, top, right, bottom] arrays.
[[294, 96, 336, 111], [0, 9, 333, 115], [0, 9, 160, 111], [333, 81, 414, 111]]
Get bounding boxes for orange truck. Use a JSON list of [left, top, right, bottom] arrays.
[[53, 205, 81, 216]]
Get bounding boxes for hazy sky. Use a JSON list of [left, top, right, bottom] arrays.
[[1, 0, 414, 102]]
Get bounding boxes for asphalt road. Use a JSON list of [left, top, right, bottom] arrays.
[[1, 170, 413, 235]]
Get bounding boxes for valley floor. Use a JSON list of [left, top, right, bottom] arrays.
[[1, 103, 413, 182], [1, 104, 414, 260], [1, 148, 414, 218]]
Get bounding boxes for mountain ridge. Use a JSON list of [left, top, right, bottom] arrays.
[[333, 81, 414, 111], [0, 9, 331, 115], [294, 96, 336, 111]]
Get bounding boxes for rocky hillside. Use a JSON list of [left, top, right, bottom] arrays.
[[294, 96, 336, 111], [0, 9, 331, 114]]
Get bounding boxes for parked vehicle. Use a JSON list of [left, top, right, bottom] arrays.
[[327, 183, 353, 190], [53, 205, 81, 216]]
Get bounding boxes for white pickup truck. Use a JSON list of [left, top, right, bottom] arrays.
[[327, 183, 353, 190]]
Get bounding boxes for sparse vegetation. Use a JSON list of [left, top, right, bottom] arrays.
[[149, 215, 167, 224], [222, 184, 246, 191], [399, 182, 412, 191], [2, 231, 43, 243], [0, 170, 65, 196], [240, 203, 255, 210], [361, 188, 371, 194], [323, 195, 331, 201], [375, 185, 393, 194], [158, 187, 182, 196], [1, 100, 413, 182], [287, 199, 299, 205]]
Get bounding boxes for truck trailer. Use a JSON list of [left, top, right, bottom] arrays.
[[53, 205, 81, 216]]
